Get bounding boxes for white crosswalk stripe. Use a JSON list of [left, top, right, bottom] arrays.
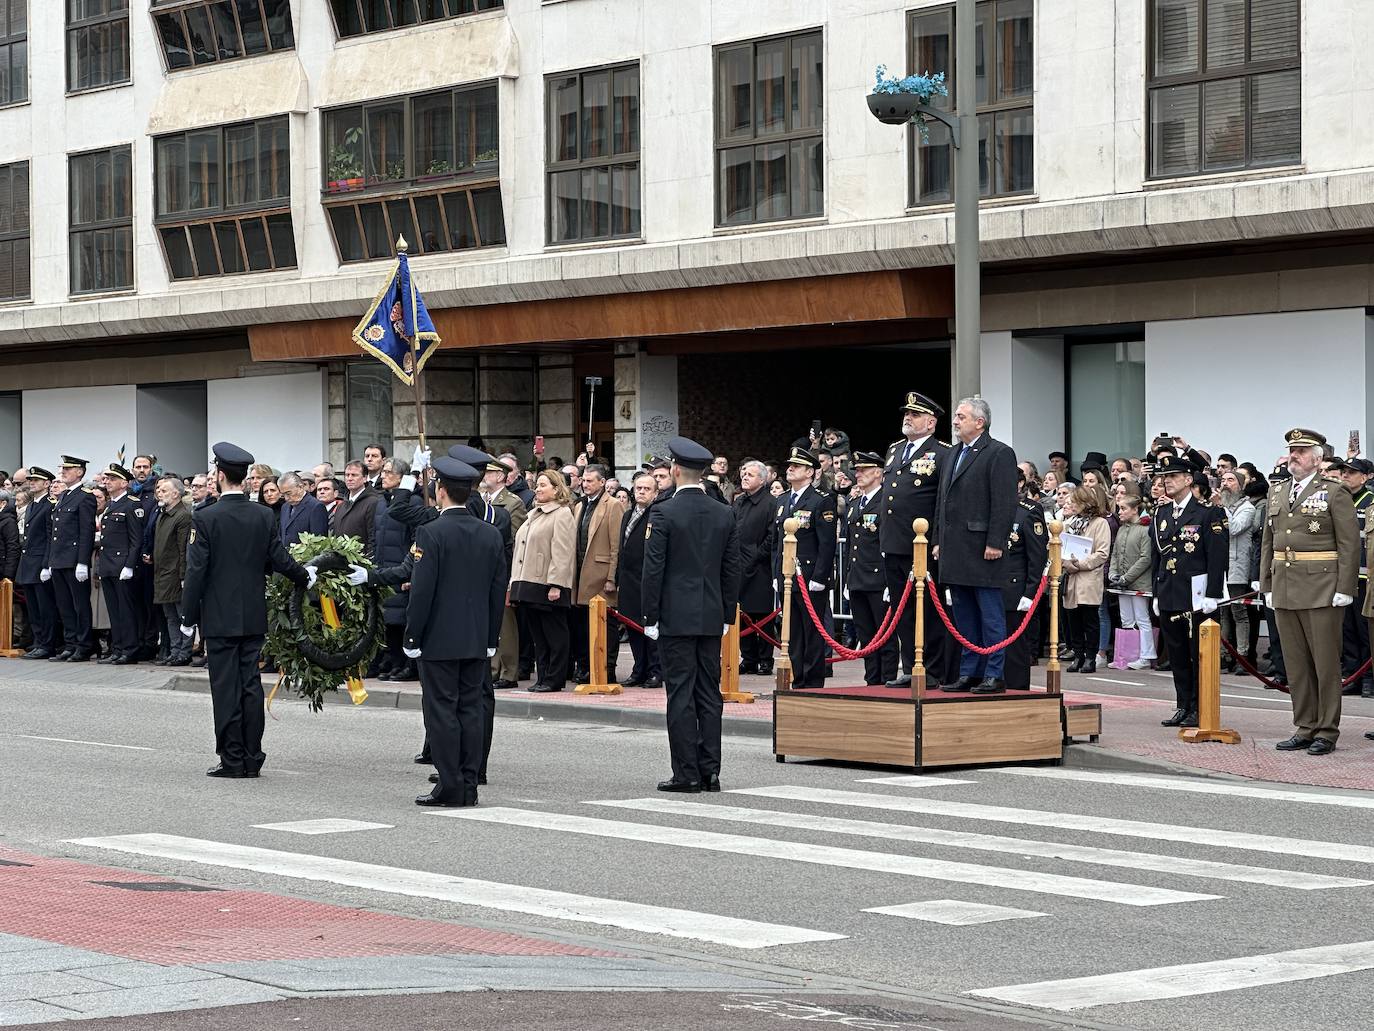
[[437, 807, 1218, 906], [866, 900, 1046, 925], [733, 785, 1374, 865], [996, 767, 1374, 810], [591, 797, 1370, 891]]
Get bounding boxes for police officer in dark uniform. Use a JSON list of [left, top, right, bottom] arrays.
[[881, 392, 954, 688], [1001, 468, 1049, 691], [47, 455, 97, 662], [403, 456, 505, 808], [641, 437, 741, 792], [95, 464, 144, 666], [846, 452, 896, 686], [180, 443, 314, 778], [771, 445, 837, 689], [1334, 456, 1374, 696], [1150, 453, 1229, 729], [17, 466, 59, 660]]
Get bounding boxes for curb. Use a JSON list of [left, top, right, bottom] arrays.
[[1063, 742, 1253, 780]]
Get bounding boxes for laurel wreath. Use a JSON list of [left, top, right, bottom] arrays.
[[265, 533, 392, 712]]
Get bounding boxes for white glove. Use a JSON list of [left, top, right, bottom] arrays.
[[1199, 597, 1220, 614], [399, 474, 417, 492], [722, 624, 731, 637], [40, 568, 51, 582], [843, 588, 850, 601], [1017, 596, 1033, 612], [486, 647, 496, 658], [644, 624, 660, 641], [75, 563, 88, 583], [119, 567, 133, 581], [1152, 599, 1160, 617], [1333, 592, 1354, 607], [1250, 580, 1260, 591], [179, 624, 195, 637], [772, 578, 778, 593], [346, 564, 369, 586], [808, 580, 826, 592], [883, 586, 890, 602], [305, 567, 318, 590], [1264, 592, 1273, 607], [411, 445, 432, 471], [404, 646, 422, 659]]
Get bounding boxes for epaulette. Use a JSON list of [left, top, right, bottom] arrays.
[[937, 440, 953, 448]]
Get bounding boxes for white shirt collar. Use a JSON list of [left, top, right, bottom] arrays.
[[219, 488, 244, 497], [348, 488, 365, 502], [862, 487, 880, 504], [677, 483, 705, 493], [1293, 471, 1317, 493]]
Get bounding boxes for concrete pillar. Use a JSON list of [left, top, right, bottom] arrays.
[[537, 354, 575, 468], [612, 342, 640, 482], [979, 331, 1065, 470], [637, 353, 679, 467]]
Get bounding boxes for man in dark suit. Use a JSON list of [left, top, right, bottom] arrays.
[[333, 460, 381, 556], [1001, 469, 1049, 691], [180, 443, 314, 778], [402, 456, 505, 808], [733, 459, 776, 677], [47, 456, 97, 662], [846, 452, 897, 686], [771, 446, 837, 689], [17, 466, 59, 660], [617, 471, 661, 687], [933, 397, 1019, 693], [278, 472, 329, 547], [95, 464, 144, 666], [881, 392, 955, 688], [642, 437, 741, 792]]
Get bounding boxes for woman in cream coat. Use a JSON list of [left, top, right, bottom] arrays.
[[1061, 484, 1111, 674], [509, 470, 577, 692]]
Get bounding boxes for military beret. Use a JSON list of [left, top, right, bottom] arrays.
[[667, 436, 712, 470]]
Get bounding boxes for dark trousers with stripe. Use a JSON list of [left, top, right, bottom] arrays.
[[52, 568, 93, 653], [22, 580, 59, 651]]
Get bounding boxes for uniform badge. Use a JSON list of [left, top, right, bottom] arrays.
[[797, 510, 812, 528], [1309, 520, 1322, 533], [1158, 519, 1167, 532], [1033, 523, 1043, 536], [188, 528, 196, 544], [1184, 542, 1195, 553], [134, 508, 144, 518], [862, 513, 877, 531], [1166, 558, 1177, 571], [821, 510, 835, 523], [1009, 531, 1020, 546], [644, 522, 652, 538], [777, 505, 784, 519], [409, 543, 424, 559]]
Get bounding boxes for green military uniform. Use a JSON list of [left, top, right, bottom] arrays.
[[1259, 429, 1360, 747]]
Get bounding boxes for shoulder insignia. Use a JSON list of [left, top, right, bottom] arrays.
[[822, 510, 835, 522], [81, 486, 93, 493], [937, 440, 953, 448], [134, 507, 144, 518], [1033, 523, 1043, 535]]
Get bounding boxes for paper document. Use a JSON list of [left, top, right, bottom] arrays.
[[1060, 533, 1092, 563]]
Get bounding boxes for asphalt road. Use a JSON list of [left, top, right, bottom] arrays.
[[5, 664, 1374, 1031]]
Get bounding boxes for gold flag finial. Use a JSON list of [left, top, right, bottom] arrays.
[[395, 235, 409, 254]]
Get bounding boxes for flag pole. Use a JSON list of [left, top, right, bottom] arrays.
[[396, 235, 427, 453]]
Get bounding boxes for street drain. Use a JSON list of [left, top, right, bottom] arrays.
[[89, 880, 222, 892]]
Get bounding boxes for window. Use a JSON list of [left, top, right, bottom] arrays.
[[1147, 0, 1300, 178], [322, 83, 506, 263], [0, 2, 26, 106], [152, 0, 294, 72], [67, 0, 130, 94], [69, 146, 133, 294], [154, 116, 294, 280], [1069, 339, 1146, 465], [0, 161, 29, 301], [714, 31, 823, 227], [908, 0, 1034, 205], [346, 362, 394, 461], [329, 0, 501, 40], [546, 64, 640, 244]]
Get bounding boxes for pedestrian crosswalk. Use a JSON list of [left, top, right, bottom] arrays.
[[68, 770, 1374, 1018]]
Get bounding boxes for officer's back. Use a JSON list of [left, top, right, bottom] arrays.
[[644, 488, 740, 636], [407, 508, 505, 659], [182, 493, 284, 637]]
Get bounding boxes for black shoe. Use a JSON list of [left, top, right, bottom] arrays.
[[493, 679, 519, 690], [956, 676, 981, 690], [154, 657, 170, 667], [641, 676, 663, 689], [1161, 709, 1186, 727], [1307, 738, 1335, 756], [22, 648, 53, 660], [570, 666, 588, 682], [703, 773, 721, 792], [757, 663, 774, 677], [48, 650, 73, 663], [657, 778, 701, 793], [477, 775, 487, 786], [1362, 682, 1374, 700], [738, 662, 758, 676], [1155, 659, 1171, 672], [1067, 657, 1084, 673], [620, 677, 646, 688], [428, 772, 439, 783], [394, 662, 419, 682], [67, 651, 93, 663], [530, 683, 562, 693], [938, 680, 967, 692], [1180, 711, 1199, 728], [415, 793, 462, 807], [971, 678, 1004, 694], [1080, 662, 1096, 674], [517, 667, 534, 680], [1271, 673, 1287, 686], [1364, 731, 1374, 740], [112, 655, 137, 666], [96, 654, 116, 665], [206, 764, 247, 778], [375, 670, 395, 682], [167, 659, 191, 667], [191, 656, 207, 668], [1276, 735, 1314, 751], [886, 674, 912, 688], [413, 752, 432, 765]]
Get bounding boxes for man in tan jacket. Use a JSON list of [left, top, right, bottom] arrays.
[[1260, 428, 1360, 755], [483, 457, 528, 688], [570, 464, 622, 682]]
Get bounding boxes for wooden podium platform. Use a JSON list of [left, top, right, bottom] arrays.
[[774, 685, 1097, 771]]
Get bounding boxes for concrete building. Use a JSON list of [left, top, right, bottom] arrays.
[[0, 0, 1367, 480]]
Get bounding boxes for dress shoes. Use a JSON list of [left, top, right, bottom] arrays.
[[22, 648, 52, 660], [493, 679, 519, 690], [1180, 711, 1199, 728], [413, 752, 432, 765], [97, 654, 116, 665], [641, 676, 663, 689], [477, 775, 487, 786], [167, 658, 190, 667], [529, 683, 563, 693], [656, 778, 701, 793], [1364, 730, 1374, 741], [1275, 734, 1314, 751], [620, 677, 646, 688], [885, 674, 912, 688], [206, 764, 247, 778], [1307, 738, 1335, 756], [703, 773, 721, 792], [429, 772, 439, 783], [938, 680, 969, 693], [970, 678, 1005, 694], [1161, 709, 1186, 727], [48, 650, 72, 662], [757, 663, 774, 677], [415, 793, 463, 807], [191, 656, 207, 668], [112, 655, 137, 666], [67, 651, 93, 663]]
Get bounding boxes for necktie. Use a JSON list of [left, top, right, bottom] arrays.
[[791, 492, 801, 511], [1290, 480, 1302, 509], [901, 441, 914, 465], [955, 444, 970, 474]]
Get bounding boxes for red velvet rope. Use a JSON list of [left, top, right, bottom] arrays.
[[925, 574, 1049, 655], [794, 573, 916, 661], [1217, 635, 1372, 694], [608, 608, 646, 634], [739, 608, 782, 639]]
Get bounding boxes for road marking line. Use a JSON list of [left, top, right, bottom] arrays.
[[996, 768, 1374, 810], [969, 940, 1374, 1011], [15, 735, 154, 752], [732, 786, 1374, 865], [1085, 676, 1141, 686], [251, 819, 394, 835], [857, 776, 976, 787], [866, 900, 1045, 925], [441, 807, 1217, 907], [592, 797, 1368, 891], [68, 834, 841, 950]]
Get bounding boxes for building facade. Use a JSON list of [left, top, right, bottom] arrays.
[[0, 0, 1368, 479]]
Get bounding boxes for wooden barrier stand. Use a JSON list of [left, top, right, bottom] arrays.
[[0, 579, 23, 658], [575, 595, 622, 695], [720, 606, 755, 704], [1045, 520, 1063, 696], [774, 517, 799, 692], [1180, 619, 1240, 744], [910, 518, 929, 699]]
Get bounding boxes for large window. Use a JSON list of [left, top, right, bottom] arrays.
[[67, 0, 130, 94], [546, 64, 640, 244], [346, 362, 394, 461], [0, 2, 26, 107], [152, 0, 294, 72], [154, 116, 295, 280], [322, 83, 506, 263], [1147, 0, 1300, 178], [329, 0, 501, 40], [69, 146, 133, 294], [1069, 339, 1146, 466], [908, 0, 1033, 205], [0, 161, 29, 301], [714, 31, 823, 227]]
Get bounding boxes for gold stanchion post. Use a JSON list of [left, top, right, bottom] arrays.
[[575, 595, 622, 694], [775, 517, 799, 692], [1045, 521, 1063, 695], [1180, 619, 1240, 744], [911, 518, 929, 700], [0, 580, 22, 658], [720, 605, 754, 704]]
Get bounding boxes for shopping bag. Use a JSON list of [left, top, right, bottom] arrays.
[[1110, 627, 1140, 670]]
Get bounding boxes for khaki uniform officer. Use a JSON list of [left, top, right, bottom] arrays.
[[1259, 428, 1360, 755]]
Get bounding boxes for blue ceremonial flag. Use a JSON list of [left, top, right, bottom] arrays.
[[351, 247, 441, 386]]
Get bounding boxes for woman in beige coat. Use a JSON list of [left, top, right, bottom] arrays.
[[1061, 485, 1111, 673], [509, 470, 577, 692]]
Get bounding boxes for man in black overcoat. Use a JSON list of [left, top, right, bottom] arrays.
[[733, 459, 776, 676]]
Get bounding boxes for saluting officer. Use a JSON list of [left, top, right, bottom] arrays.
[[846, 452, 897, 686], [1001, 468, 1048, 692], [771, 445, 837, 689], [641, 436, 742, 793], [95, 464, 144, 666], [1262, 428, 1360, 755], [402, 456, 505, 808], [47, 455, 97, 662], [17, 466, 59, 660], [1150, 453, 1229, 729], [180, 443, 314, 778], [881, 392, 954, 688]]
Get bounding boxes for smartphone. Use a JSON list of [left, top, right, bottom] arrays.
[[811, 419, 823, 439], [534, 435, 545, 456], [1351, 430, 1360, 454]]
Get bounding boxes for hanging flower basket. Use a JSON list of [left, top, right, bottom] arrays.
[[867, 65, 949, 140]]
